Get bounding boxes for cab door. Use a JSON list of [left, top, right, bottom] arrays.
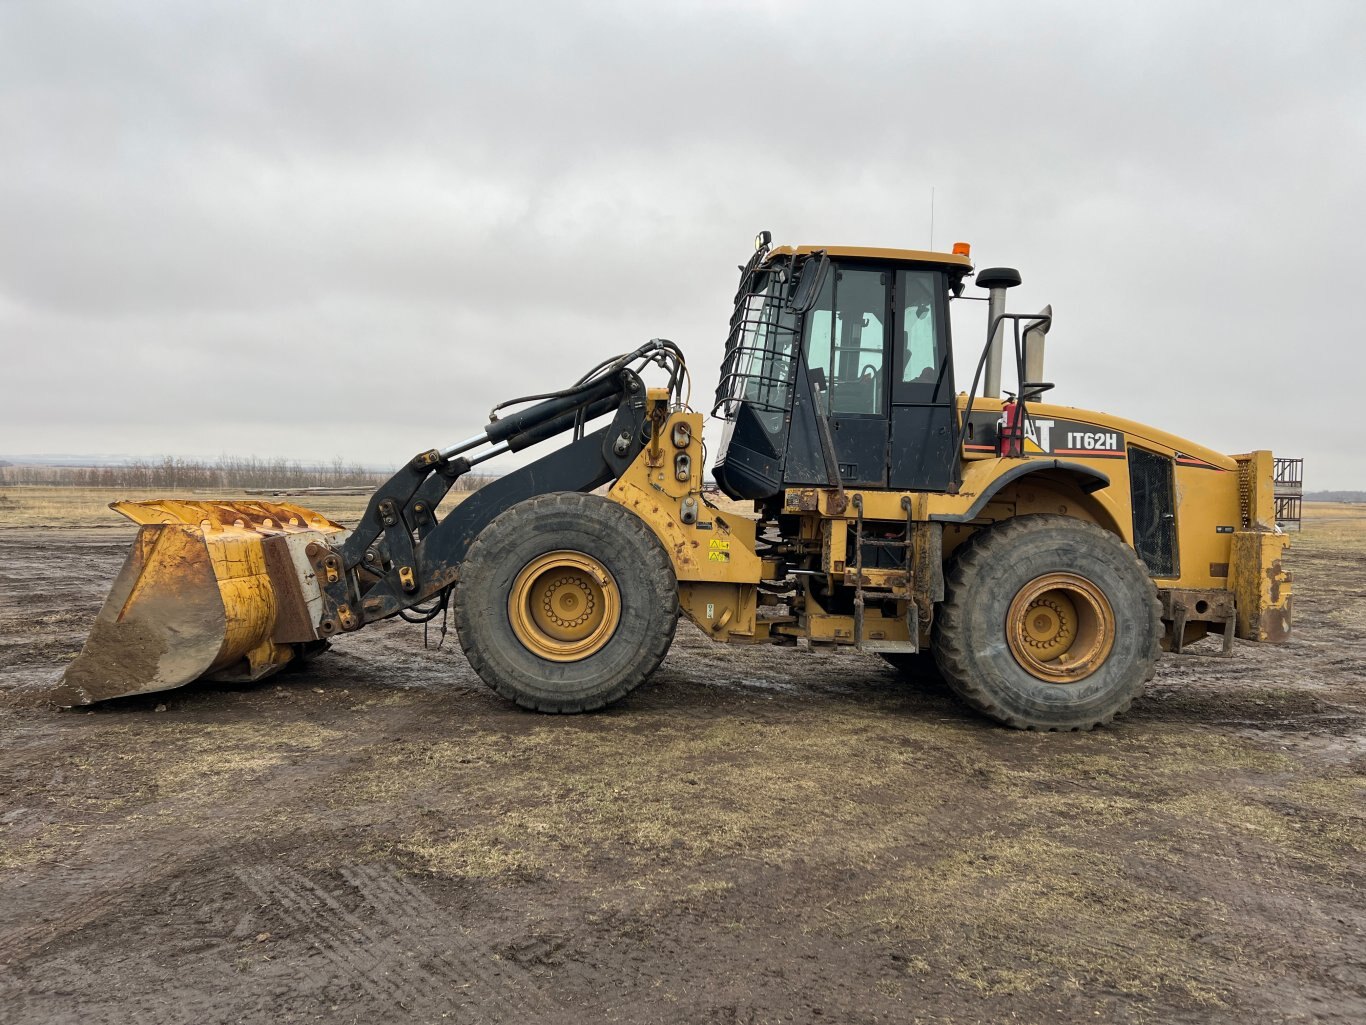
[[801, 266, 890, 487], [889, 268, 956, 491]]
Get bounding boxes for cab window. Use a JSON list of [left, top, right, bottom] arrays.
[[803, 268, 888, 415], [894, 269, 950, 402]]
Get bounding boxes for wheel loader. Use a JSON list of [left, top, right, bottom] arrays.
[[51, 233, 1293, 729]]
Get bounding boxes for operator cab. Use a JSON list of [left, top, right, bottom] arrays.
[[712, 236, 973, 501]]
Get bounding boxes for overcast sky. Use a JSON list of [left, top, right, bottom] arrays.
[[2, 1, 1363, 487]]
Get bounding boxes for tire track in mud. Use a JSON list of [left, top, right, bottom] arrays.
[[1, 855, 572, 1022], [341, 864, 560, 1012], [237, 861, 556, 1022], [236, 863, 417, 1009]]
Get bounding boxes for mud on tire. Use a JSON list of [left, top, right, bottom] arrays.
[[931, 514, 1161, 731], [453, 492, 678, 713]]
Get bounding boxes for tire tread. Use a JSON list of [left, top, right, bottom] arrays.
[[452, 492, 678, 713], [931, 515, 1162, 731]]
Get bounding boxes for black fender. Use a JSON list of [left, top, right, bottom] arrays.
[[930, 459, 1111, 524]]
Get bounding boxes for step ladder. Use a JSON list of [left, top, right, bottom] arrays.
[[851, 494, 919, 653]]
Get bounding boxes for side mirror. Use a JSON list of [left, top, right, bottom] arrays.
[[788, 253, 830, 313]]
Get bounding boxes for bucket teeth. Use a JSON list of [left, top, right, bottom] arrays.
[[110, 499, 344, 532], [50, 500, 348, 705]]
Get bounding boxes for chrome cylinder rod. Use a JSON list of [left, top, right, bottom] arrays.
[[439, 432, 489, 460]]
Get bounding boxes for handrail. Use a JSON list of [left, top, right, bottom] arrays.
[[954, 310, 1053, 478]]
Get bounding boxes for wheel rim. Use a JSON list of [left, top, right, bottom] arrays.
[[1006, 572, 1116, 683], [508, 551, 621, 662]]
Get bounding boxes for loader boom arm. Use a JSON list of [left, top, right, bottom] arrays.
[[307, 351, 670, 641]]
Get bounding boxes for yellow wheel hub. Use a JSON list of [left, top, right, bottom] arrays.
[[1006, 572, 1116, 682], [508, 551, 621, 662]]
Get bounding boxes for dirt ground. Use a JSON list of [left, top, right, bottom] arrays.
[[0, 497, 1362, 1025]]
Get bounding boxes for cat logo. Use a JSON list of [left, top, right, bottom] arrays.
[[997, 416, 1055, 453]]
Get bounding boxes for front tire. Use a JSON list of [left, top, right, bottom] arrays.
[[453, 492, 678, 713], [932, 515, 1161, 731]]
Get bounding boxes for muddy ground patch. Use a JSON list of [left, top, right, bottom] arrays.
[[0, 502, 1362, 1024]]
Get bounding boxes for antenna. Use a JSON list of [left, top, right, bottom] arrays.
[[929, 186, 935, 250]]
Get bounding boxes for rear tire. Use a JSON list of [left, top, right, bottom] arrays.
[[453, 492, 678, 713], [931, 515, 1160, 731]]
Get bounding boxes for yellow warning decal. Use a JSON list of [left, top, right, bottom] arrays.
[[707, 551, 730, 563], [708, 539, 730, 550]]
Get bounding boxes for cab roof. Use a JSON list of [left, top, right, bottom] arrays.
[[765, 243, 974, 270]]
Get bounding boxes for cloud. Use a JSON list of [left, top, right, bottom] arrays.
[[2, 1, 1362, 484]]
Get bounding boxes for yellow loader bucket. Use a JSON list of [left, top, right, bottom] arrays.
[[50, 499, 348, 706]]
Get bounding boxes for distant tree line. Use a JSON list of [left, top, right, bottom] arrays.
[[0, 456, 494, 492], [1305, 491, 1366, 504]]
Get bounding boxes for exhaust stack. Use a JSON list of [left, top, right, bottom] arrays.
[[1024, 304, 1052, 392], [977, 267, 1022, 399]]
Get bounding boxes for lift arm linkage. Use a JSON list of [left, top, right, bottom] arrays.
[[310, 356, 667, 639]]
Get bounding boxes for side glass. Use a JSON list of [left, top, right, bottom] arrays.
[[803, 272, 835, 414], [802, 268, 888, 415], [895, 269, 949, 402]]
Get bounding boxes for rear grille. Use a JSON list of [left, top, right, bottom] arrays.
[[1129, 447, 1178, 577], [1237, 458, 1252, 529]]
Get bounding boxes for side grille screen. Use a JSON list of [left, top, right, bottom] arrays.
[[1128, 447, 1178, 577]]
